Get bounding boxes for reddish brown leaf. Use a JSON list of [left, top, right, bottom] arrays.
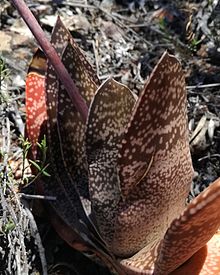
[[85, 78, 136, 244], [109, 52, 193, 257], [39, 18, 115, 266], [154, 178, 220, 274], [25, 49, 47, 158]]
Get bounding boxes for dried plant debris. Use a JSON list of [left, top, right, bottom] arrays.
[[0, 62, 46, 275]]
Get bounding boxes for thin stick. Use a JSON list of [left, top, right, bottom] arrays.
[[186, 83, 220, 89], [11, 0, 88, 123], [20, 193, 56, 201]]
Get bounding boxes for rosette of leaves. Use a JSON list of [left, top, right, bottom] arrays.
[[25, 18, 220, 275]]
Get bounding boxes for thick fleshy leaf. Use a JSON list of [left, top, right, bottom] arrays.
[[154, 178, 220, 275], [37, 17, 96, 252], [25, 49, 47, 158], [52, 17, 100, 86], [45, 202, 125, 275], [119, 231, 220, 275], [111, 52, 193, 257], [47, 18, 100, 214], [170, 233, 220, 275], [119, 178, 220, 275], [40, 18, 115, 265], [198, 232, 220, 275], [42, 17, 88, 237], [24, 19, 93, 252], [118, 51, 192, 197], [85, 78, 136, 244], [119, 239, 160, 274], [57, 42, 98, 215], [48, 19, 104, 241]]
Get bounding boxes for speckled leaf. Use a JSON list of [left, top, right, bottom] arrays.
[[41, 17, 114, 262], [24, 20, 91, 249], [47, 201, 125, 275], [119, 230, 220, 274], [169, 234, 220, 275], [57, 42, 98, 215], [42, 18, 95, 250], [154, 177, 220, 275], [25, 49, 47, 158], [52, 20, 105, 243], [85, 78, 136, 245], [119, 239, 160, 274], [118, 51, 192, 197], [108, 52, 193, 257], [118, 179, 220, 274], [53, 17, 100, 86], [43, 27, 85, 232], [198, 232, 220, 275]]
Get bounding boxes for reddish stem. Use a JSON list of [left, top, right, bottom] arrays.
[[11, 0, 88, 123]]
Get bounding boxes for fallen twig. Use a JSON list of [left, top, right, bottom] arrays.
[[20, 193, 56, 201], [187, 83, 220, 89]]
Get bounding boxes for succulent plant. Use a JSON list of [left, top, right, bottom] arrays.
[[25, 17, 220, 275]]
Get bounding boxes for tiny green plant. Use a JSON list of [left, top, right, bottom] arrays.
[[29, 135, 51, 179], [3, 218, 16, 233], [189, 37, 203, 52], [19, 135, 50, 186]]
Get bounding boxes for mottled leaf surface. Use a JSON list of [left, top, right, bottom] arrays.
[[199, 232, 220, 275], [119, 239, 160, 274], [41, 18, 113, 263], [110, 52, 193, 257], [85, 78, 136, 245], [54, 17, 100, 86], [25, 49, 47, 158], [169, 237, 220, 275], [154, 177, 220, 275], [42, 18, 94, 247], [57, 42, 98, 215], [118, 51, 192, 197], [119, 180, 220, 274]]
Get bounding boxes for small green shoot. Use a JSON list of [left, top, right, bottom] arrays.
[[19, 135, 50, 186], [3, 219, 16, 233], [29, 135, 51, 182], [189, 38, 202, 52]]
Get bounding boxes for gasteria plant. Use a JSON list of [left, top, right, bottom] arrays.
[[12, 0, 220, 274]]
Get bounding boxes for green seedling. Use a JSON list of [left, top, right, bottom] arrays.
[[3, 218, 16, 233], [189, 38, 202, 52], [19, 135, 50, 186]]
